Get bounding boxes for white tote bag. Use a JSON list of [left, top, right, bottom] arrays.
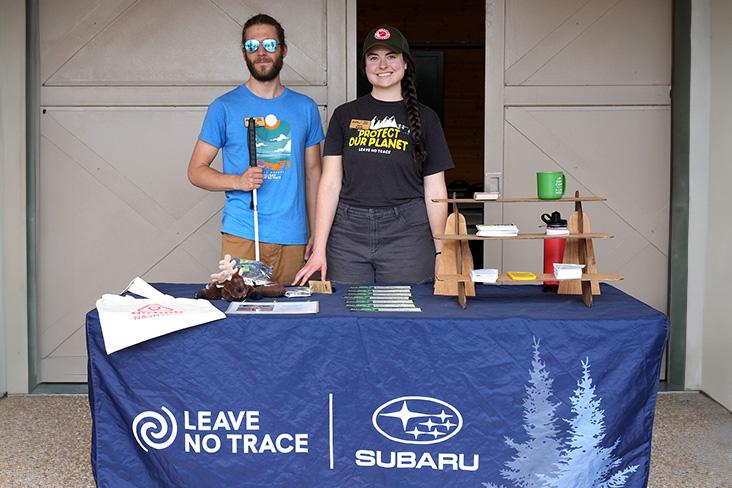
[[97, 290, 226, 355]]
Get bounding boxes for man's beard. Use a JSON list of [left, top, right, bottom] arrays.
[[246, 54, 284, 82]]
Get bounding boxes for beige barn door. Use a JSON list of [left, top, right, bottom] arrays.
[[485, 0, 671, 312], [37, 0, 347, 382]]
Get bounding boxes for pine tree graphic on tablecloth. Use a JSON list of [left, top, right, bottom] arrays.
[[541, 358, 638, 488], [483, 342, 639, 488], [500, 338, 561, 487]]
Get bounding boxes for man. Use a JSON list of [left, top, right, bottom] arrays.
[[188, 14, 323, 284]]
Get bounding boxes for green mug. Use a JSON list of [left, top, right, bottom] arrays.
[[537, 171, 565, 200]]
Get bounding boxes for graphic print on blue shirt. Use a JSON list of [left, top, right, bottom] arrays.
[[256, 114, 292, 179]]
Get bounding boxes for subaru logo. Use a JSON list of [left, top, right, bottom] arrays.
[[372, 396, 463, 445]]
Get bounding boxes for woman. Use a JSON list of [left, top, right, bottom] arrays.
[[293, 25, 452, 285]]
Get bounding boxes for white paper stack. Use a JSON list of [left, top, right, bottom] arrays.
[[476, 224, 519, 237], [471, 268, 499, 283], [553, 263, 585, 279]]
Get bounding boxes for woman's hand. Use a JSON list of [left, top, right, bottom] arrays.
[[292, 249, 327, 286]]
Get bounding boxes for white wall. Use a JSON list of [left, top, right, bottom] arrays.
[[0, 0, 30, 394], [686, 0, 710, 391], [701, 0, 732, 410]]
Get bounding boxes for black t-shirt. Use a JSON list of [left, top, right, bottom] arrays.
[[323, 94, 454, 207]]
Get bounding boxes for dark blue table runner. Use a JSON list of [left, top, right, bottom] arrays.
[[87, 283, 667, 487]]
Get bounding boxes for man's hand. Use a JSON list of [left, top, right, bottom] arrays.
[[238, 166, 264, 191]]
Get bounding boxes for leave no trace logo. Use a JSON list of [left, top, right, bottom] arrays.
[[132, 406, 177, 452]]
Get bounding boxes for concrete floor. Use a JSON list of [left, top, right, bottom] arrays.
[[0, 391, 729, 487]]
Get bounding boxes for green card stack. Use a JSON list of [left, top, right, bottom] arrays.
[[345, 285, 421, 312]]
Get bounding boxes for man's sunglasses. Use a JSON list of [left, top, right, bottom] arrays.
[[243, 38, 279, 53]]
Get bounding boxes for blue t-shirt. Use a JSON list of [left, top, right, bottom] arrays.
[[198, 85, 324, 245]]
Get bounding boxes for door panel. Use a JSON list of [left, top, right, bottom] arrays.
[[38, 109, 221, 376], [506, 106, 670, 253], [41, 0, 327, 86], [505, 0, 671, 85]]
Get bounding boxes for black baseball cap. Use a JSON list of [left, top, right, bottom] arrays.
[[362, 25, 410, 56]]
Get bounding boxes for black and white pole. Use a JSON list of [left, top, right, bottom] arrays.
[[247, 117, 260, 262]]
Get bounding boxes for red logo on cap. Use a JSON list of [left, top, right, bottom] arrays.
[[374, 28, 391, 40]]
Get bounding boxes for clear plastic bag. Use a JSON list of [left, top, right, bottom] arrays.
[[232, 258, 273, 285]]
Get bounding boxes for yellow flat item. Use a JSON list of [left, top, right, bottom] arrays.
[[507, 271, 537, 281]]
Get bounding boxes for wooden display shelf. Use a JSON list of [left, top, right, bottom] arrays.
[[434, 191, 622, 308], [437, 272, 623, 283], [431, 196, 607, 203], [435, 232, 613, 241]]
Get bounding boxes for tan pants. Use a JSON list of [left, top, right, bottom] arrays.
[[221, 233, 305, 285]]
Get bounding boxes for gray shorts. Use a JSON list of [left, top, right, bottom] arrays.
[[327, 199, 436, 284]]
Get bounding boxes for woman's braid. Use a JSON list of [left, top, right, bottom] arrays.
[[401, 54, 427, 166]]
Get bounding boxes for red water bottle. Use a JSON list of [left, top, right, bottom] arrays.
[[542, 212, 567, 288]]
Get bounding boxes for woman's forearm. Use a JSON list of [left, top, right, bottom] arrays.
[[312, 155, 343, 252], [424, 172, 448, 252]]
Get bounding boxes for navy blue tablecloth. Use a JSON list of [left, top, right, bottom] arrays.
[[87, 283, 667, 487]]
